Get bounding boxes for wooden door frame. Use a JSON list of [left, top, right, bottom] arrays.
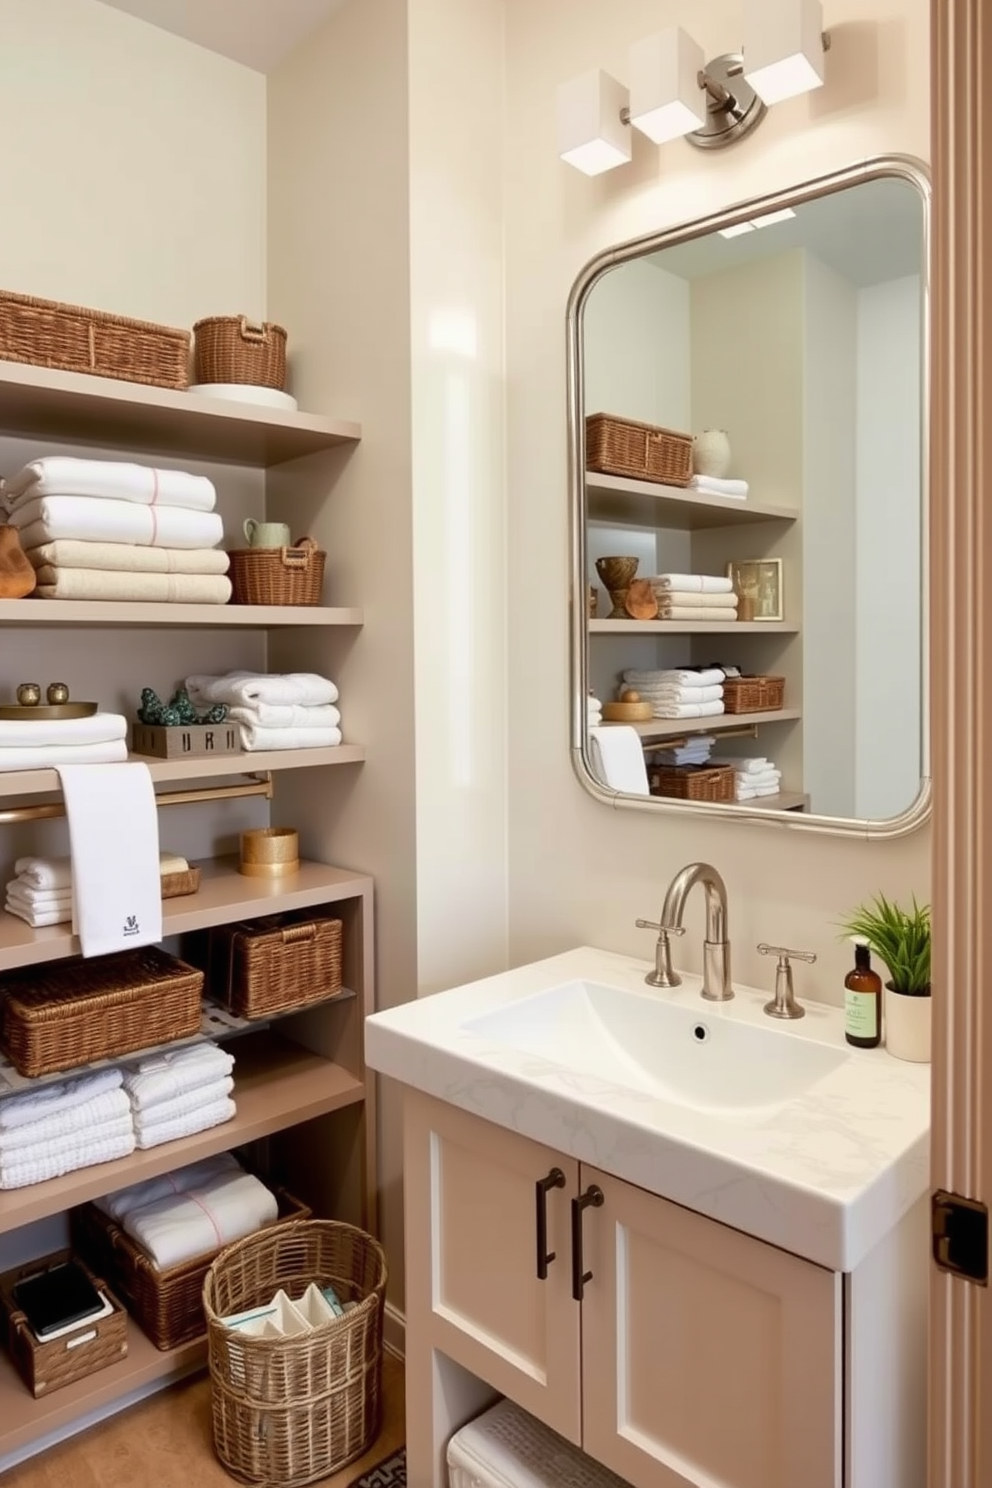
[[930, 4, 992, 1484]]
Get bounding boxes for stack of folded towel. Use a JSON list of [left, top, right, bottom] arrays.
[[649, 734, 715, 768], [0, 711, 127, 776], [688, 474, 749, 499], [95, 1152, 242, 1221], [185, 671, 342, 751], [5, 851, 189, 928], [587, 693, 603, 728], [0, 1068, 134, 1190], [122, 1042, 236, 1150], [623, 668, 726, 720], [644, 574, 739, 622], [710, 755, 783, 800], [1, 457, 231, 604], [103, 1158, 277, 1270]]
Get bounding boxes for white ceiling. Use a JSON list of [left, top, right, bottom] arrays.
[[99, 0, 349, 73]]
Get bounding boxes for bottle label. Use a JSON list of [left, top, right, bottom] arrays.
[[845, 989, 878, 1040]]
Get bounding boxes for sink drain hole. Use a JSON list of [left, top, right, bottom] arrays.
[[692, 1024, 710, 1044]]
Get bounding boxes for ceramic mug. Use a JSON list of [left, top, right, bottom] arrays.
[[244, 519, 292, 549]]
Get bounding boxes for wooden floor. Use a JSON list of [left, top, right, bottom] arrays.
[[5, 1352, 405, 1488]]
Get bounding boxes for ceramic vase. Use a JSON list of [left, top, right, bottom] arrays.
[[692, 429, 732, 479], [595, 556, 639, 619], [884, 983, 931, 1063]]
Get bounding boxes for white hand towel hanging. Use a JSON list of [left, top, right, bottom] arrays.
[[588, 726, 650, 795]]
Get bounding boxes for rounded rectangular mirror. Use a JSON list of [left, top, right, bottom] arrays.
[[568, 156, 929, 837]]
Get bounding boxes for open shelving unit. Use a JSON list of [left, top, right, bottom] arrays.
[[0, 600, 364, 628]]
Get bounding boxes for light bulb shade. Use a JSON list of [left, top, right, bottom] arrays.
[[743, 0, 826, 105], [628, 28, 706, 145], [557, 69, 631, 175]]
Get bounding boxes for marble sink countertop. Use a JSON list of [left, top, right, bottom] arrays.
[[364, 945, 931, 1272]]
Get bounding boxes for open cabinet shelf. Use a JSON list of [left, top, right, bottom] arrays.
[[586, 472, 798, 529], [590, 619, 799, 635], [614, 708, 802, 741], [0, 600, 364, 628]]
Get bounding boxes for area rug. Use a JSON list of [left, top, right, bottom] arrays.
[[347, 1448, 406, 1487]]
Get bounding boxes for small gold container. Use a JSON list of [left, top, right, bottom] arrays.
[[238, 827, 300, 879]]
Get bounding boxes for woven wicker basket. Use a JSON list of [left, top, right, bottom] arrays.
[[0, 947, 203, 1077], [721, 676, 786, 714], [161, 866, 201, 900], [0, 1249, 127, 1398], [204, 1221, 387, 1488], [193, 316, 287, 390], [228, 540, 325, 607], [0, 290, 189, 389], [649, 764, 736, 803], [71, 1188, 310, 1352], [204, 913, 344, 1019], [586, 413, 694, 487]]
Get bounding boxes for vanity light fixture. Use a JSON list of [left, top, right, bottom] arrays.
[[627, 29, 706, 145], [556, 68, 631, 176], [717, 206, 797, 238], [742, 0, 829, 105]]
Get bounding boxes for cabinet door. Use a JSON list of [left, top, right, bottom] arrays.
[[404, 1090, 582, 1442], [579, 1166, 842, 1488]]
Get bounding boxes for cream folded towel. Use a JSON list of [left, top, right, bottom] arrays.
[[123, 1043, 235, 1111], [3, 458, 216, 512], [34, 568, 232, 604], [0, 713, 126, 749], [0, 1118, 135, 1190], [0, 1068, 123, 1131], [651, 701, 726, 719], [588, 726, 650, 794], [96, 1153, 243, 1221], [13, 851, 186, 891], [27, 540, 230, 575], [122, 1171, 276, 1269], [688, 475, 749, 498], [228, 702, 342, 730], [4, 897, 71, 927], [131, 1077, 234, 1130], [646, 589, 739, 609], [238, 723, 342, 751], [0, 739, 128, 772], [648, 574, 735, 594], [656, 606, 741, 622], [186, 672, 339, 709], [11, 496, 224, 550], [0, 1089, 131, 1155], [133, 1096, 236, 1150], [625, 668, 726, 689]]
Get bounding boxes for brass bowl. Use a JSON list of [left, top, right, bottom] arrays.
[[239, 827, 300, 878]]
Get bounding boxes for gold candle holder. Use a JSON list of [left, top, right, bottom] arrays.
[[239, 826, 301, 878]]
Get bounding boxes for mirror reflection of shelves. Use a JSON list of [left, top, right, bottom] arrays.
[[586, 472, 798, 530], [589, 620, 798, 634]]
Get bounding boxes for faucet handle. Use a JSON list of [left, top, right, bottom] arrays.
[[757, 943, 816, 966], [757, 944, 816, 1021], [636, 919, 685, 936]]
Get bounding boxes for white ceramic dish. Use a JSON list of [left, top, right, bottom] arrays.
[[188, 383, 298, 412]]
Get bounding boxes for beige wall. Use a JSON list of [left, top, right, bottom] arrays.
[[504, 0, 930, 1006]]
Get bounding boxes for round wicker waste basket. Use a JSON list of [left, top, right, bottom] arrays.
[[203, 1220, 387, 1487]]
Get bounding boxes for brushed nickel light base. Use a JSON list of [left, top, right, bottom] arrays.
[[686, 53, 767, 151]]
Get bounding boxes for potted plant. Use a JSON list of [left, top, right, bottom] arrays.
[[841, 895, 931, 1062]]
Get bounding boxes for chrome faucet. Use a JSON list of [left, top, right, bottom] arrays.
[[648, 861, 733, 1002]]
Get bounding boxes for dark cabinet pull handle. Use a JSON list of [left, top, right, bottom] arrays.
[[535, 1167, 567, 1279], [571, 1184, 605, 1301]]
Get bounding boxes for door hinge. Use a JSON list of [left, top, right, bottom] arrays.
[[932, 1189, 989, 1284]]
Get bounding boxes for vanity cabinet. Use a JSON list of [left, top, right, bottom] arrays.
[[404, 1091, 842, 1488]]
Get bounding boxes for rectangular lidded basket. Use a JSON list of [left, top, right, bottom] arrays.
[[0, 1248, 128, 1398], [71, 1188, 311, 1352], [131, 721, 240, 759], [0, 946, 203, 1077], [0, 290, 190, 390], [205, 913, 344, 1019], [586, 412, 694, 488], [721, 675, 786, 714], [649, 764, 736, 803]]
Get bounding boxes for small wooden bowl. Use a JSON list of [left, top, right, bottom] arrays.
[[239, 827, 300, 878], [624, 579, 659, 620], [602, 701, 653, 722]]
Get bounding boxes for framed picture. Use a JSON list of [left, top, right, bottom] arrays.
[[726, 558, 783, 622]]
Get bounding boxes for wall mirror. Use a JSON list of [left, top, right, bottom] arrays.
[[568, 157, 930, 837]]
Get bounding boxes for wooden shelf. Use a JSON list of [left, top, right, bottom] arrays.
[[0, 745, 365, 801], [0, 1032, 364, 1236], [0, 856, 370, 974], [610, 708, 802, 741], [0, 361, 361, 466], [590, 619, 799, 635], [0, 600, 363, 628], [586, 472, 797, 530]]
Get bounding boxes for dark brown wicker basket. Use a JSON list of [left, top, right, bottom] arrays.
[[0, 290, 189, 389], [586, 412, 694, 487], [228, 540, 325, 606], [721, 676, 786, 714], [649, 764, 736, 803], [0, 1249, 128, 1398], [0, 947, 203, 1077], [193, 316, 287, 389], [204, 1221, 387, 1487], [71, 1187, 311, 1353], [204, 913, 344, 1019]]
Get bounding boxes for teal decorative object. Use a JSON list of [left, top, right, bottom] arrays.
[[137, 686, 228, 727]]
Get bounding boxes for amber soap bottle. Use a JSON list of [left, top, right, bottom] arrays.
[[844, 938, 882, 1048]]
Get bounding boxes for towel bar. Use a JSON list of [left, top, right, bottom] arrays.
[[640, 723, 759, 751], [0, 772, 273, 825]]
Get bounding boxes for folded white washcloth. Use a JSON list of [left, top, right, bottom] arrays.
[[651, 701, 726, 719], [0, 1068, 123, 1131], [647, 589, 739, 610], [13, 851, 187, 891], [588, 726, 650, 795], [625, 668, 726, 689], [737, 768, 781, 787], [648, 575, 734, 595], [95, 1153, 243, 1222], [3, 458, 217, 512], [186, 671, 339, 709], [122, 1170, 276, 1268], [123, 1043, 235, 1111], [0, 1089, 132, 1155], [228, 703, 342, 730], [709, 756, 771, 775], [635, 685, 724, 705], [26, 540, 230, 575], [0, 739, 128, 772], [4, 897, 71, 927], [656, 606, 742, 622], [0, 1112, 135, 1186], [34, 569, 232, 604], [133, 1096, 237, 1150], [0, 713, 126, 750], [737, 781, 783, 800], [688, 475, 749, 498], [131, 1076, 234, 1129], [6, 883, 73, 910], [238, 723, 342, 752], [10, 496, 224, 551]]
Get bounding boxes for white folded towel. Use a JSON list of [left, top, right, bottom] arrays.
[[635, 685, 724, 705], [6, 883, 72, 910], [625, 668, 726, 689], [228, 703, 342, 730], [123, 1042, 235, 1111], [13, 851, 186, 891], [651, 701, 726, 719], [238, 722, 342, 752], [0, 1089, 131, 1155], [133, 1096, 237, 1150], [186, 672, 339, 709], [96, 1154, 243, 1222], [737, 781, 783, 800], [0, 740, 128, 772], [0, 1067, 123, 1131], [0, 1111, 134, 1174], [132, 1076, 234, 1130], [34, 569, 232, 604], [688, 475, 749, 498], [3, 458, 216, 513], [588, 726, 650, 795], [10, 496, 224, 551], [656, 606, 742, 622], [0, 713, 126, 750], [4, 897, 71, 927], [646, 589, 739, 609], [58, 762, 162, 957], [0, 1121, 136, 1190], [26, 540, 230, 575], [122, 1170, 276, 1269], [648, 574, 735, 595], [710, 756, 776, 777]]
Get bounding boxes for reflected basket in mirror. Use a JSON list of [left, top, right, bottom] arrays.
[[722, 676, 785, 714], [586, 413, 693, 488], [649, 764, 736, 803]]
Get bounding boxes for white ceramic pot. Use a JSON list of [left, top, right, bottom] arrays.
[[884, 984, 931, 1063], [692, 429, 732, 479]]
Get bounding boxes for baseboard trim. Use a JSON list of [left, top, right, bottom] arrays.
[[384, 1301, 406, 1359]]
